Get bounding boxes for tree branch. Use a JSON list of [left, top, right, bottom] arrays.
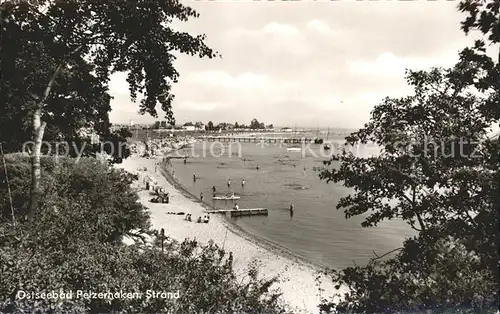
[[412, 185, 426, 232], [126, 231, 147, 244], [39, 64, 63, 106], [410, 224, 423, 232], [368, 247, 403, 265], [398, 190, 414, 207], [415, 212, 426, 232]]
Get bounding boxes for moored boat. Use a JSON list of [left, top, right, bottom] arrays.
[[323, 127, 331, 150]]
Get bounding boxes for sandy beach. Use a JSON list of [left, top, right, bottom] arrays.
[[116, 156, 338, 314]]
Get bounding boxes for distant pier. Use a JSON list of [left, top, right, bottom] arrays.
[[165, 155, 190, 159], [198, 137, 315, 144]]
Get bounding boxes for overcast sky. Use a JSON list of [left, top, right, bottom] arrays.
[[108, 1, 476, 128]]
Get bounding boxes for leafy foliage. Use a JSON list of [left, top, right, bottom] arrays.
[[0, 2, 286, 313], [0, 0, 218, 152], [0, 155, 149, 238], [2, 0, 218, 226], [318, 1, 499, 313], [0, 156, 290, 314]]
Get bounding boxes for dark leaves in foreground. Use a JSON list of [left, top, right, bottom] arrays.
[[318, 1, 499, 312], [0, 156, 290, 314]]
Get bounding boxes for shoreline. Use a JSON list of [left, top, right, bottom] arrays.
[[117, 156, 340, 314], [158, 161, 330, 272]]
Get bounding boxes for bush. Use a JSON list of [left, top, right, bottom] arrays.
[[0, 156, 291, 314], [0, 156, 150, 242]]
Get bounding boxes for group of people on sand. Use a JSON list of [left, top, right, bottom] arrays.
[[184, 213, 210, 223]]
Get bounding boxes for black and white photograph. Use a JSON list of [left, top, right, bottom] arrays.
[[0, 0, 498, 313]]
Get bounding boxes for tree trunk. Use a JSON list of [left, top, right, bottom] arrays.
[[0, 143, 15, 226], [27, 108, 46, 228], [26, 64, 62, 229]]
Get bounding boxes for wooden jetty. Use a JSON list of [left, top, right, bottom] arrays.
[[205, 208, 268, 217]]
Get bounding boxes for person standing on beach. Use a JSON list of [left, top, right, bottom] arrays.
[[290, 203, 294, 216], [193, 173, 197, 182], [227, 178, 231, 189], [241, 179, 245, 187], [200, 192, 204, 202]]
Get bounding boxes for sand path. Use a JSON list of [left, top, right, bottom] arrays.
[[117, 156, 338, 314]]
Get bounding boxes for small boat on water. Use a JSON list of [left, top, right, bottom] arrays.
[[213, 194, 241, 200], [286, 125, 302, 152], [323, 127, 331, 150], [314, 128, 324, 144]]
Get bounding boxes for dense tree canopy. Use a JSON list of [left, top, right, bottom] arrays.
[[0, 0, 217, 124], [318, 1, 499, 313], [0, 0, 218, 228], [0, 0, 217, 149]]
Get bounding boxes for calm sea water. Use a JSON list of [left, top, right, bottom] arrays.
[[167, 132, 414, 269]]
